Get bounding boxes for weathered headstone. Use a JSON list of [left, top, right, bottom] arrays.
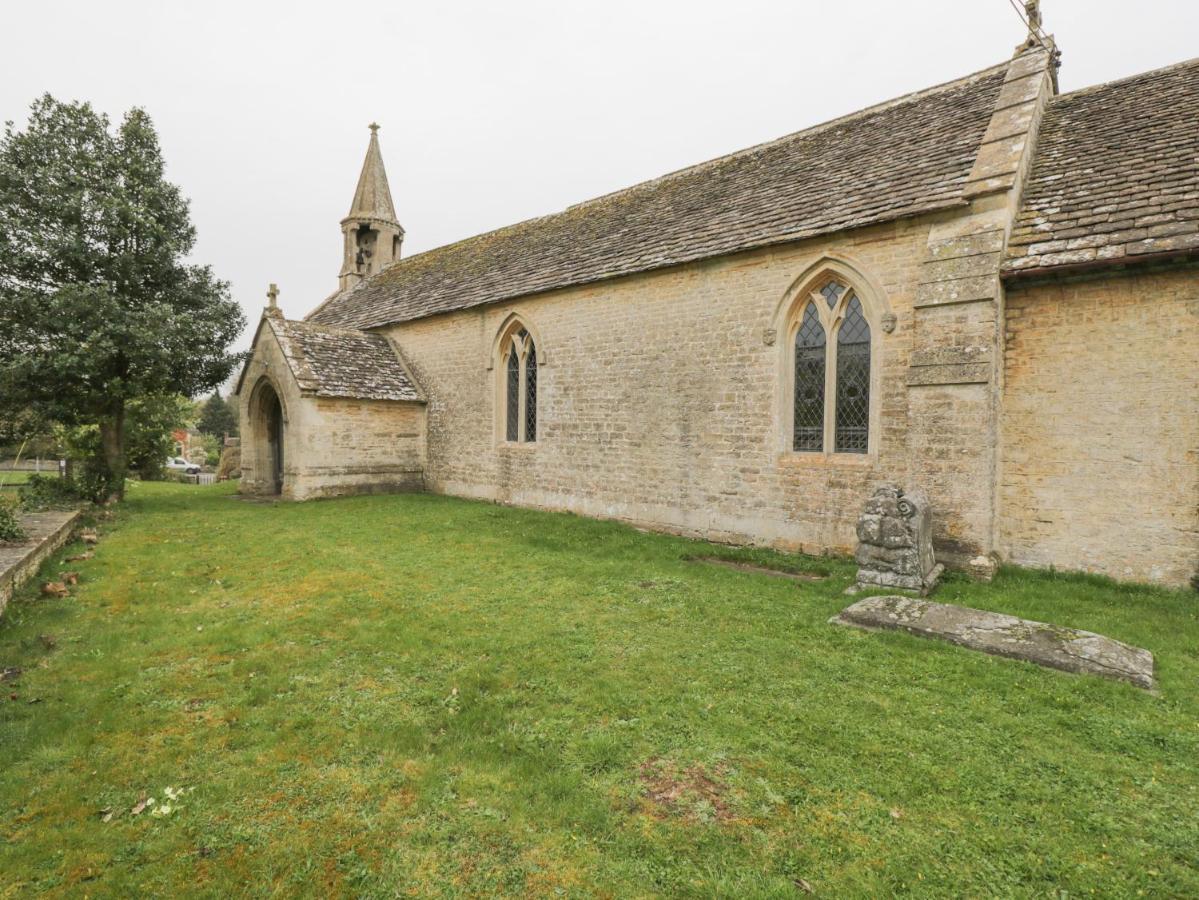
[[216, 444, 242, 482], [853, 484, 942, 594], [831, 595, 1155, 690]]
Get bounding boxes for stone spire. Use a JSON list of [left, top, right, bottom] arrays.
[[339, 124, 404, 292], [347, 123, 398, 223]]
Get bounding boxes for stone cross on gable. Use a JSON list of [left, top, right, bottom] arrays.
[[1016, 0, 1052, 55], [1024, 0, 1042, 31], [267, 283, 279, 309]]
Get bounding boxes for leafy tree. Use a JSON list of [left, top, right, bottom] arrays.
[[0, 408, 60, 460], [0, 95, 245, 501], [197, 391, 237, 439], [64, 393, 192, 484], [127, 393, 194, 478]]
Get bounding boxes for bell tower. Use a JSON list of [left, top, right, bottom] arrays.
[[339, 123, 404, 292]]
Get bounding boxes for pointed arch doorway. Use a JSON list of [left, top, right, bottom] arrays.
[[250, 379, 286, 495]]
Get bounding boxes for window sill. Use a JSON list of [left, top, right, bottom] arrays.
[[497, 441, 538, 450], [777, 451, 875, 468]]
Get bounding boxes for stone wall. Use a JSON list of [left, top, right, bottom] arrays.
[[0, 510, 81, 618], [372, 49, 1060, 564], [290, 398, 425, 499], [385, 215, 1000, 559], [1000, 266, 1199, 586]]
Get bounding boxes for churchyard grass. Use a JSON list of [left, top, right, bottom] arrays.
[[1, 481, 1196, 897]]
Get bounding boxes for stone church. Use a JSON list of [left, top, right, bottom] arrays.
[[237, 8, 1199, 588]]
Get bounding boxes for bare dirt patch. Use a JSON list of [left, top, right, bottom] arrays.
[[638, 757, 733, 823]]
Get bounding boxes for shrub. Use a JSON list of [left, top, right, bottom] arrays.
[[0, 495, 26, 543], [19, 474, 86, 511]]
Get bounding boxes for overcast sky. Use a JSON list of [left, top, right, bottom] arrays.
[[3, 0, 1197, 365]]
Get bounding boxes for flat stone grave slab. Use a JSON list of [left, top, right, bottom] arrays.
[[832, 595, 1154, 690]]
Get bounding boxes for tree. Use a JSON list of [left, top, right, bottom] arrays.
[[65, 393, 192, 483], [197, 391, 237, 439], [0, 95, 245, 500], [0, 408, 60, 460], [126, 393, 194, 479]]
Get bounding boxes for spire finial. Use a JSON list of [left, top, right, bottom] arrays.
[[369, 122, 380, 134], [267, 283, 279, 309]]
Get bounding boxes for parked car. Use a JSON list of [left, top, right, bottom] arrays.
[[165, 457, 201, 476]]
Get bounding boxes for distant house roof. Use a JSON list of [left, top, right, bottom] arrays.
[[308, 63, 1008, 329], [237, 313, 424, 402], [1004, 57, 1199, 277]]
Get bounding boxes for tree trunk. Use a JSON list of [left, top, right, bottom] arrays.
[[98, 403, 127, 503]]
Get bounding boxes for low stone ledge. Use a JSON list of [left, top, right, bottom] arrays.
[[0, 510, 82, 617], [831, 595, 1154, 690]]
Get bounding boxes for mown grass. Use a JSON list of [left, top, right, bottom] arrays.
[[1, 482, 1196, 897]]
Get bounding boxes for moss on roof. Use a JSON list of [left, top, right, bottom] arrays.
[[310, 64, 1008, 329]]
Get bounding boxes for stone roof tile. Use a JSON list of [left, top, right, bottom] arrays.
[[310, 64, 1008, 329], [276, 317, 423, 401], [1003, 57, 1199, 275]]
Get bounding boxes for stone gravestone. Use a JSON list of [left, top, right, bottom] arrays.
[[852, 484, 943, 595]]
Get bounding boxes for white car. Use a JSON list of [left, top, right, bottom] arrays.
[[165, 457, 201, 476]]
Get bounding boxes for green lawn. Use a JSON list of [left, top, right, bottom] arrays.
[[1, 482, 1197, 897], [0, 470, 37, 486]]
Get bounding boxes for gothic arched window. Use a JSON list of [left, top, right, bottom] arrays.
[[499, 324, 538, 444], [788, 278, 875, 455]]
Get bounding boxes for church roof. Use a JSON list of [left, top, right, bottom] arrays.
[[240, 313, 423, 401], [309, 63, 1008, 329], [1004, 57, 1199, 276], [345, 125, 399, 225]]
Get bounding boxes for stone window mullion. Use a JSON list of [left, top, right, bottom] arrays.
[[823, 308, 840, 455], [820, 303, 839, 457]]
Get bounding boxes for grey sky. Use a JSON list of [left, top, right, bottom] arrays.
[[3, 0, 1196, 362]]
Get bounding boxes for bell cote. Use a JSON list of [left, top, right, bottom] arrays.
[[339, 123, 404, 292]]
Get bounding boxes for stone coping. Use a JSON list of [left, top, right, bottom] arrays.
[[832, 595, 1154, 690], [0, 510, 82, 617]]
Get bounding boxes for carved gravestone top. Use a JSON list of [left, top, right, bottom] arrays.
[[853, 484, 942, 594]]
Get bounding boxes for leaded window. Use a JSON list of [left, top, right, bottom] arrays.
[[500, 324, 538, 444], [789, 278, 875, 455], [505, 347, 520, 442], [835, 296, 870, 453], [524, 339, 537, 442], [820, 282, 846, 309], [793, 304, 826, 451]]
